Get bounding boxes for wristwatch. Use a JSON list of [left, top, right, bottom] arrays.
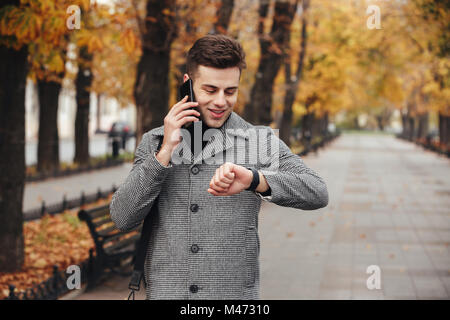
[[245, 167, 260, 192]]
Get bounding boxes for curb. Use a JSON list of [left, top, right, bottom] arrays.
[[58, 283, 88, 300]]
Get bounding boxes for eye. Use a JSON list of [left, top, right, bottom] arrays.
[[225, 89, 236, 95]]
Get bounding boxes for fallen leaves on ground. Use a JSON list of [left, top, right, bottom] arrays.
[[0, 199, 113, 299]]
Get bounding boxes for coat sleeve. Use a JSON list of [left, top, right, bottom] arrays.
[[258, 129, 329, 210], [110, 132, 171, 231]]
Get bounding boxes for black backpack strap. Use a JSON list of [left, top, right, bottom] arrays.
[[128, 136, 163, 299], [127, 201, 157, 296]]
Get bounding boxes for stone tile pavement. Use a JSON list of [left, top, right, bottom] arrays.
[[258, 133, 449, 299]]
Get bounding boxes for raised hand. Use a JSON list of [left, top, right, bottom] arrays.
[[155, 95, 200, 166], [208, 162, 253, 196]]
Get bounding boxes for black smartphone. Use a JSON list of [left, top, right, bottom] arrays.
[[178, 78, 198, 128]]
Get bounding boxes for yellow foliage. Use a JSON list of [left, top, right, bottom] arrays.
[[79, 0, 91, 12], [49, 52, 65, 73], [118, 29, 139, 55], [87, 35, 103, 53], [1, 0, 446, 124]]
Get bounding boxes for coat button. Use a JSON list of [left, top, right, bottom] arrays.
[[191, 166, 199, 175], [189, 284, 198, 293], [190, 204, 199, 212], [191, 244, 199, 253]]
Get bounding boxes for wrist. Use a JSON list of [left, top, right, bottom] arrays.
[[255, 171, 269, 193], [160, 142, 175, 154], [155, 145, 172, 167], [245, 168, 253, 189], [245, 167, 259, 191]]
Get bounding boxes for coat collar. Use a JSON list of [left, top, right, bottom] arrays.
[[150, 111, 252, 165]]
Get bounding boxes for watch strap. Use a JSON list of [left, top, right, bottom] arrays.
[[245, 167, 260, 191]]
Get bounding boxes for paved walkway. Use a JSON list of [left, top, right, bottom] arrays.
[[23, 162, 133, 212], [258, 132, 449, 299], [66, 133, 449, 300]]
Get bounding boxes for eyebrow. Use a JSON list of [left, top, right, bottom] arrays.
[[201, 84, 238, 90]]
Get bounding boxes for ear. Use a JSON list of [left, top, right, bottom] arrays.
[[183, 73, 189, 83]]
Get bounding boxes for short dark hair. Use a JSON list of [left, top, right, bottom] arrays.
[[186, 34, 246, 80]]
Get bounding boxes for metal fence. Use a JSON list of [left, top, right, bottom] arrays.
[[23, 185, 118, 222], [4, 249, 95, 300]]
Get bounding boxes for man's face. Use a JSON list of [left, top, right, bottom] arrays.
[[183, 65, 240, 128]]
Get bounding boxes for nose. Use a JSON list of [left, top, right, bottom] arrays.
[[213, 91, 226, 108]]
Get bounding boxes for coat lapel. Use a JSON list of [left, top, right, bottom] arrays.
[[193, 112, 252, 165], [150, 112, 251, 166]]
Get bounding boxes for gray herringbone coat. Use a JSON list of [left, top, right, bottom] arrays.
[[110, 112, 328, 300]]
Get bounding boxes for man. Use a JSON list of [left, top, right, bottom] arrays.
[[110, 34, 328, 300]]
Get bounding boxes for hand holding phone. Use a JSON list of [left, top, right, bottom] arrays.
[[178, 79, 198, 128], [156, 94, 200, 166]]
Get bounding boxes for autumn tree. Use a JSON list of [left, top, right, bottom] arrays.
[[72, 1, 141, 164], [0, 0, 94, 272], [244, 0, 298, 126], [82, 1, 142, 135], [0, 0, 136, 271], [279, 0, 309, 145], [213, 0, 235, 34], [73, 3, 97, 166], [28, 3, 73, 174], [170, 0, 204, 96], [0, 0, 29, 272], [411, 0, 450, 145], [134, 0, 177, 144], [74, 45, 92, 165]]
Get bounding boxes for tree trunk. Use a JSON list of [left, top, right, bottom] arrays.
[[300, 93, 318, 146], [439, 112, 449, 146], [354, 115, 360, 130], [37, 78, 61, 173], [244, 0, 298, 126], [311, 115, 318, 138], [443, 116, 450, 145], [376, 115, 384, 131], [376, 108, 393, 131], [134, 0, 177, 146], [401, 107, 416, 140], [416, 112, 429, 139], [175, 1, 200, 93], [96, 93, 101, 132], [243, 1, 269, 123], [213, 0, 235, 34], [301, 111, 313, 149], [280, 0, 308, 146], [408, 116, 415, 140], [401, 113, 407, 137], [280, 80, 295, 146], [0, 0, 28, 272], [316, 112, 328, 136], [74, 46, 93, 166]]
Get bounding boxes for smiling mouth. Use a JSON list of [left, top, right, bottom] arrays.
[[209, 109, 226, 118]]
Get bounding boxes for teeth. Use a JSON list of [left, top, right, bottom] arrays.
[[211, 110, 224, 114]]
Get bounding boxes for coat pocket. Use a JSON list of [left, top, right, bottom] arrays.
[[245, 226, 259, 288]]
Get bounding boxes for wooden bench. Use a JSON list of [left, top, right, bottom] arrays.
[[78, 204, 142, 287]]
